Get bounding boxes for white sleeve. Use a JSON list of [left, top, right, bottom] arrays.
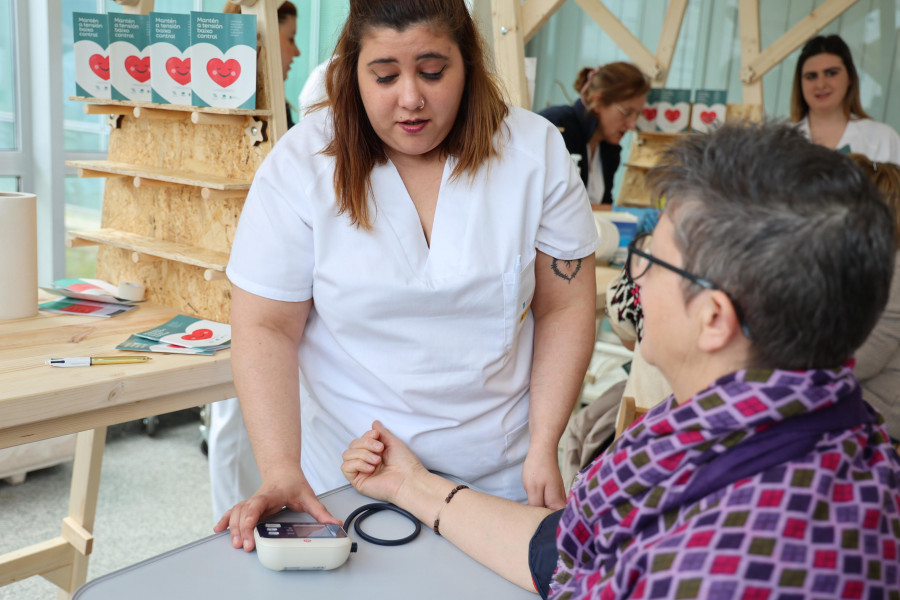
[[226, 136, 316, 302], [533, 116, 600, 260]]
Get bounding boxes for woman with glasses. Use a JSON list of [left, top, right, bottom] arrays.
[[790, 34, 900, 163], [539, 63, 650, 207], [341, 121, 900, 599]]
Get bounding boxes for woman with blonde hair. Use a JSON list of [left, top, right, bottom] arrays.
[[791, 34, 900, 162], [217, 0, 600, 550], [539, 62, 650, 206]]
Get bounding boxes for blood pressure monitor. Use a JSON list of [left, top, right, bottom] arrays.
[[254, 522, 352, 571]]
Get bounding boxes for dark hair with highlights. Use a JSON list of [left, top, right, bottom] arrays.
[[319, 0, 508, 229]]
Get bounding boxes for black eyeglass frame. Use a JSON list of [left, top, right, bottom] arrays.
[[625, 233, 752, 339]]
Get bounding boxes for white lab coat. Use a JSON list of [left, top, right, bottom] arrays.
[[797, 116, 900, 163], [225, 105, 599, 501]]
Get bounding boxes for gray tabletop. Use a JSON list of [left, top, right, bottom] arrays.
[[73, 484, 536, 599]]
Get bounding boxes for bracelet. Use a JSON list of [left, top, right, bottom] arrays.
[[432, 484, 469, 536]]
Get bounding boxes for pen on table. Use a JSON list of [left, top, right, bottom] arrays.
[[45, 356, 152, 367]]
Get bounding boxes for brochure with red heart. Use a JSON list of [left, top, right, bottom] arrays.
[[635, 89, 661, 133], [190, 11, 257, 110], [690, 89, 727, 134], [110, 13, 152, 102], [74, 12, 111, 99], [128, 314, 231, 352], [150, 12, 191, 105], [116, 334, 217, 355], [655, 89, 691, 134]]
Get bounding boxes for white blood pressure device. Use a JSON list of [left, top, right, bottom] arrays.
[[254, 522, 352, 571]]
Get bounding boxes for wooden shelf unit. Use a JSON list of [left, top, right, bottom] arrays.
[[69, 0, 287, 323]]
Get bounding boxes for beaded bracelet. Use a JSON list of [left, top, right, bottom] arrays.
[[432, 484, 469, 536]]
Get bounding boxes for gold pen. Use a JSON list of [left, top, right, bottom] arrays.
[[45, 356, 152, 367]]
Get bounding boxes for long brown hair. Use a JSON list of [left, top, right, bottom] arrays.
[[790, 35, 870, 122], [320, 0, 508, 229], [581, 62, 650, 111], [849, 153, 900, 249]]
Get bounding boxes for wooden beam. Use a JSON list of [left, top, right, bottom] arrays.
[[741, 0, 858, 83], [738, 0, 763, 106], [523, 0, 568, 43], [492, 0, 530, 108], [572, 0, 661, 81], [654, 0, 689, 87]]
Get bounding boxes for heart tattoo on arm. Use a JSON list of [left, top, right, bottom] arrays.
[[551, 258, 583, 282]]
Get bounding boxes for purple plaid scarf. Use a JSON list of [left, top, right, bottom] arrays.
[[552, 366, 900, 600]]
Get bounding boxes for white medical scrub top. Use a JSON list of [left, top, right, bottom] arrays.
[[226, 105, 600, 501], [797, 116, 900, 163]]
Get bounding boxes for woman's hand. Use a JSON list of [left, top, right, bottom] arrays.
[[213, 465, 340, 551], [341, 420, 427, 504], [522, 449, 567, 510]]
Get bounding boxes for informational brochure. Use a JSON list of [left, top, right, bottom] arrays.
[[691, 89, 727, 133], [41, 278, 139, 305], [38, 297, 137, 318], [150, 12, 192, 105], [132, 314, 231, 351], [190, 11, 257, 109], [73, 12, 112, 98], [116, 334, 217, 355], [110, 12, 152, 102]]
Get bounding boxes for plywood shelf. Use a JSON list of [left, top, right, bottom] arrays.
[[69, 228, 228, 273], [66, 160, 251, 192], [69, 96, 273, 117]]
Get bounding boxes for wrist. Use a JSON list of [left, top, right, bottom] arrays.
[[395, 470, 458, 527]]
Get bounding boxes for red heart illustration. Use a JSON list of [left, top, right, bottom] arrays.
[[166, 57, 191, 85], [61, 304, 101, 314], [642, 108, 657, 121], [700, 110, 717, 124], [125, 55, 150, 83], [207, 58, 241, 88], [664, 109, 681, 123], [182, 328, 213, 341], [89, 54, 110, 80]]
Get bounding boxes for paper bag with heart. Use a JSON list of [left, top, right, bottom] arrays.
[[110, 13, 151, 101], [655, 89, 692, 134], [690, 89, 727, 133], [150, 12, 192, 105], [74, 13, 111, 98], [190, 12, 257, 110]]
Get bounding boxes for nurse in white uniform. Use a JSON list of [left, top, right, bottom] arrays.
[[216, 0, 600, 551], [791, 34, 900, 163]]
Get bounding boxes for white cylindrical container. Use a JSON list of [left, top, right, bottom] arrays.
[[0, 192, 38, 321]]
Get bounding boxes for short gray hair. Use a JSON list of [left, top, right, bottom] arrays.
[[647, 120, 895, 369]]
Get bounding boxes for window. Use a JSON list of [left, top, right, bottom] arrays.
[[0, 0, 14, 151]]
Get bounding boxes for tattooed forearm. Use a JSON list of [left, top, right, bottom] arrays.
[[550, 258, 583, 282]]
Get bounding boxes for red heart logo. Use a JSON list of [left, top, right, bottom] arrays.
[[700, 110, 717, 124], [182, 328, 213, 341], [125, 55, 150, 83], [89, 54, 110, 80], [664, 109, 681, 122], [207, 58, 241, 88], [166, 57, 191, 85], [642, 107, 657, 121]]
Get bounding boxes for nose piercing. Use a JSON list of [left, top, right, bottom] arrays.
[[418, 99, 425, 110]]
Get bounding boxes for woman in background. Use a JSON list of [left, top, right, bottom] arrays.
[[539, 63, 650, 207], [849, 153, 900, 441], [791, 34, 900, 162]]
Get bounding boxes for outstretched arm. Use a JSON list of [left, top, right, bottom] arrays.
[[342, 421, 552, 591]]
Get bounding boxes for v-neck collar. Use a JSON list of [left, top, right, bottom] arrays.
[[370, 157, 463, 279]]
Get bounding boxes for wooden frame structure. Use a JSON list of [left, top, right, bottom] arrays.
[[491, 0, 860, 109]]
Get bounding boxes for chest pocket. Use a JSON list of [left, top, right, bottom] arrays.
[[502, 254, 537, 351]]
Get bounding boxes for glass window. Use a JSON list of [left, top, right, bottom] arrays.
[[0, 0, 16, 150], [0, 177, 19, 192], [65, 176, 104, 278]]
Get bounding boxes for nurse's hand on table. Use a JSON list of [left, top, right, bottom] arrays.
[[213, 466, 341, 552], [522, 450, 566, 510], [340, 420, 428, 504]]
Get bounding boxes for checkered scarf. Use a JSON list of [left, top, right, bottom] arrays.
[[552, 366, 900, 600]]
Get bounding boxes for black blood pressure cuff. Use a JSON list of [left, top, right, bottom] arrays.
[[528, 509, 563, 599]]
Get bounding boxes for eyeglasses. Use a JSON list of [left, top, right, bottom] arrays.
[[613, 103, 640, 121], [626, 233, 752, 338]]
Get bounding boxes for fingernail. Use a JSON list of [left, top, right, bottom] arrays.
[[232, 536, 239, 547], [244, 540, 252, 551]]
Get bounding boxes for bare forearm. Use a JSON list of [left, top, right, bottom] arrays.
[[397, 471, 551, 591]]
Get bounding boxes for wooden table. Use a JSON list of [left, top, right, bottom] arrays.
[[0, 301, 235, 598]]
